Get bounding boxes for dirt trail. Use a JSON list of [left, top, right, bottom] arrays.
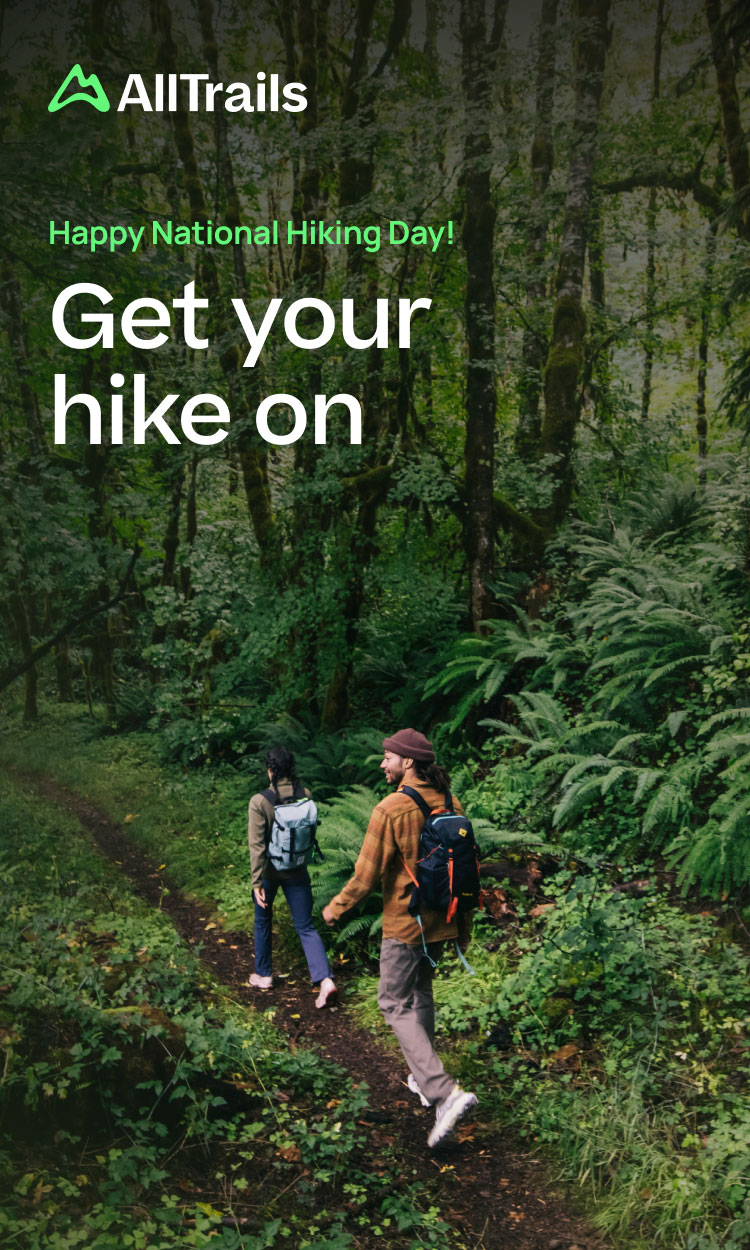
[[23, 770, 606, 1250]]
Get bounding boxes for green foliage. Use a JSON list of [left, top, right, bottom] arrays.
[[0, 771, 458, 1249], [429, 478, 750, 895], [310, 787, 384, 950], [484, 879, 750, 1249]]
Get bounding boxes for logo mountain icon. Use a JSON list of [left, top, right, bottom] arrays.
[[48, 64, 110, 113]]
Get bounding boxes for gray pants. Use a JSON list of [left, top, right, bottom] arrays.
[[378, 937, 454, 1106]]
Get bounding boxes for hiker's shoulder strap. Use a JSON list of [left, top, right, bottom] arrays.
[[400, 785, 431, 820], [262, 781, 308, 805]]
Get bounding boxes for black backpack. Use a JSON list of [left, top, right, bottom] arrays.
[[401, 786, 481, 922]]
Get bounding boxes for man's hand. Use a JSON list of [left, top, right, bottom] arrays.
[[321, 903, 336, 927], [254, 887, 267, 909], [457, 915, 472, 953]]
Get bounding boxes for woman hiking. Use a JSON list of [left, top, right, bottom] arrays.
[[246, 746, 337, 1009]]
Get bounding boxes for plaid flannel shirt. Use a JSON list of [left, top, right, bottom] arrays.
[[327, 779, 472, 946]]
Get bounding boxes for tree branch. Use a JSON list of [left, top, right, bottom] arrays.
[[494, 494, 546, 546], [0, 546, 142, 696], [111, 162, 162, 177], [598, 166, 722, 215], [371, 0, 412, 78], [339, 463, 394, 499]]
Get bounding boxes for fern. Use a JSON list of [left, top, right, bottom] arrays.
[[308, 786, 385, 947], [422, 495, 750, 894]]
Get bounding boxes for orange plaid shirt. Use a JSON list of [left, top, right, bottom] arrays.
[[327, 780, 472, 946]]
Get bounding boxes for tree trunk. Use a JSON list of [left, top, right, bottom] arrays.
[[181, 454, 198, 598], [586, 193, 610, 421], [10, 589, 38, 721], [292, 0, 331, 542], [320, 0, 413, 727], [461, 0, 507, 628], [516, 0, 559, 460], [338, 0, 378, 217], [153, 0, 275, 560], [0, 262, 46, 455], [705, 0, 750, 239], [44, 593, 75, 701], [196, 0, 248, 297], [537, 0, 610, 531], [151, 465, 183, 646], [80, 359, 116, 720], [641, 0, 666, 420], [696, 218, 717, 485], [54, 637, 75, 702]]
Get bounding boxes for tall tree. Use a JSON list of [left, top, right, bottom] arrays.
[[321, 0, 411, 729], [641, 0, 666, 420], [516, 0, 559, 460], [461, 0, 507, 628], [152, 0, 276, 562], [538, 0, 611, 531], [705, 0, 750, 239], [696, 217, 718, 484]]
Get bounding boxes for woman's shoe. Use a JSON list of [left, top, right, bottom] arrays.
[[315, 977, 337, 1008]]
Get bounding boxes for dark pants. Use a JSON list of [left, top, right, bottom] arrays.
[[253, 867, 331, 983]]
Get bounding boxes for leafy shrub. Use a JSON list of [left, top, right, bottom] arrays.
[[426, 487, 750, 896]]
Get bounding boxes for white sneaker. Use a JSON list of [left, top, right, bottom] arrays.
[[246, 972, 273, 989], [315, 977, 338, 1009], [407, 1073, 430, 1107], [427, 1085, 478, 1148]]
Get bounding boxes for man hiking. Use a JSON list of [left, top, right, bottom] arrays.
[[247, 746, 337, 1009], [322, 729, 478, 1147]]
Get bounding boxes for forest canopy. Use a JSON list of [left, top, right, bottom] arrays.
[[1, 0, 750, 879]]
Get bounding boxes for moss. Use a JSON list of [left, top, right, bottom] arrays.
[[219, 343, 241, 373], [543, 340, 582, 453], [551, 293, 587, 342]]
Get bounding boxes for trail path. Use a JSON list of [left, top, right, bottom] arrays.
[[25, 770, 607, 1250]]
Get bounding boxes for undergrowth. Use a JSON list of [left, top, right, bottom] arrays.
[[4, 710, 750, 1248], [353, 881, 750, 1250], [0, 770, 458, 1249]]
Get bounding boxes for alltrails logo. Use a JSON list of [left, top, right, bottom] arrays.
[[48, 66, 307, 115], [48, 65, 110, 113]]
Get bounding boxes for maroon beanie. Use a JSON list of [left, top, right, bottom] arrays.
[[382, 728, 435, 762]]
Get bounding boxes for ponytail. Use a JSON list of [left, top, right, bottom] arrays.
[[413, 760, 451, 793]]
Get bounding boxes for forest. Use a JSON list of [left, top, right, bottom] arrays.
[[2, 0, 750, 1246]]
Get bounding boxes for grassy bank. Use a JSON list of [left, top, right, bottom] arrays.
[[351, 888, 750, 1250]]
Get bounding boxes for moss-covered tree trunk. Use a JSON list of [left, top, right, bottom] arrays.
[[320, 0, 393, 731], [516, 0, 559, 461], [641, 0, 666, 420], [697, 218, 717, 485], [586, 193, 611, 422], [705, 0, 750, 240], [196, 0, 247, 298], [460, 0, 506, 629], [537, 0, 610, 532]]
